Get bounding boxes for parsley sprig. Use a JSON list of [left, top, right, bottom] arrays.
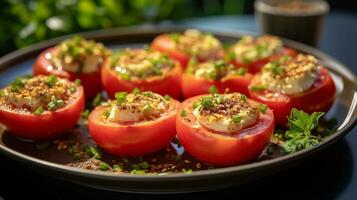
[[282, 108, 325, 154]]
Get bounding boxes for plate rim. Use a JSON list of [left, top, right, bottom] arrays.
[[0, 25, 356, 182]]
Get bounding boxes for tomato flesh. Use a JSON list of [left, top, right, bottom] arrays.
[[176, 95, 274, 166]]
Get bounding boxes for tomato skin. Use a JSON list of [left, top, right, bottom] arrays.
[[182, 73, 253, 98], [0, 85, 85, 141], [33, 48, 104, 99], [249, 67, 336, 125], [151, 34, 224, 68], [88, 100, 180, 156], [176, 95, 274, 166], [101, 58, 183, 99], [232, 47, 298, 73]]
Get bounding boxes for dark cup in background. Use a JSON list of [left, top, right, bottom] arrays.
[[255, 0, 329, 47]]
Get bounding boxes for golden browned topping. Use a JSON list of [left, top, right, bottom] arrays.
[[186, 59, 246, 80], [0, 75, 78, 114], [104, 89, 175, 123], [111, 48, 175, 80], [170, 29, 223, 58], [231, 35, 283, 63], [49, 36, 111, 73]]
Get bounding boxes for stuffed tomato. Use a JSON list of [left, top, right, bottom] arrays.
[[228, 35, 297, 73], [33, 36, 111, 99], [249, 54, 336, 125], [176, 92, 274, 166], [0, 75, 84, 140], [88, 90, 180, 156], [151, 29, 224, 68], [101, 48, 182, 99], [182, 59, 253, 98]]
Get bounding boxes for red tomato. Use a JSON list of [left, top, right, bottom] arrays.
[[182, 72, 253, 98], [249, 67, 336, 125], [176, 95, 274, 166], [232, 47, 298, 73], [101, 58, 183, 99], [33, 47, 105, 99], [0, 83, 84, 141], [88, 100, 180, 156], [151, 34, 224, 68]]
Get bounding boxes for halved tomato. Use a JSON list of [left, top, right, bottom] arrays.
[[151, 34, 224, 68], [88, 100, 180, 156], [232, 47, 298, 73], [101, 58, 182, 99], [249, 67, 336, 125], [33, 47, 105, 99], [182, 72, 253, 98], [176, 95, 274, 166], [0, 78, 84, 140]]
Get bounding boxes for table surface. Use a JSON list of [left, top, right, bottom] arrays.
[[0, 11, 356, 200]]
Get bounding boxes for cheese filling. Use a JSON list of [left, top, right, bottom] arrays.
[[0, 75, 76, 113], [259, 54, 319, 95], [232, 35, 283, 64], [194, 93, 259, 133], [187, 60, 246, 80], [111, 48, 175, 80], [49, 36, 110, 74], [105, 91, 175, 123], [170, 29, 223, 59]]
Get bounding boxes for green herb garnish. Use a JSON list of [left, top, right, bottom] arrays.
[[132, 88, 141, 95], [74, 79, 81, 86], [200, 96, 214, 108], [232, 115, 242, 123], [282, 108, 325, 154], [92, 93, 103, 107], [182, 169, 193, 174], [99, 162, 110, 171], [250, 85, 267, 92], [130, 169, 146, 175], [113, 164, 122, 172], [33, 106, 44, 115], [46, 75, 57, 87], [120, 72, 131, 80], [69, 86, 76, 93], [47, 97, 64, 111], [240, 94, 247, 102], [208, 85, 218, 95], [143, 104, 152, 112], [270, 61, 284, 75], [258, 103, 268, 113], [180, 109, 187, 117], [11, 77, 25, 92], [164, 95, 171, 101], [115, 92, 128, 105], [236, 68, 246, 76]]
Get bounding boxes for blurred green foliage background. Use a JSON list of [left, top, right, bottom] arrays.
[[0, 0, 245, 56]]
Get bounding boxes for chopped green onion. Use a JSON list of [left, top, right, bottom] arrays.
[[132, 88, 141, 95], [113, 164, 122, 172], [182, 169, 192, 174], [99, 162, 110, 171], [92, 93, 102, 107], [69, 86, 76, 93], [143, 104, 152, 112], [74, 79, 81, 86], [130, 169, 146, 175], [144, 91, 153, 98], [236, 68, 246, 76], [208, 85, 218, 95], [120, 72, 131, 80], [258, 103, 268, 113], [250, 85, 267, 92], [164, 95, 171, 101], [232, 115, 242, 123], [180, 109, 187, 117], [46, 75, 57, 87], [115, 92, 127, 105], [103, 110, 110, 118], [240, 94, 247, 102], [33, 106, 44, 115], [200, 96, 214, 108]]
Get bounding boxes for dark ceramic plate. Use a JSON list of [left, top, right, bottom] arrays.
[[0, 26, 356, 193]]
